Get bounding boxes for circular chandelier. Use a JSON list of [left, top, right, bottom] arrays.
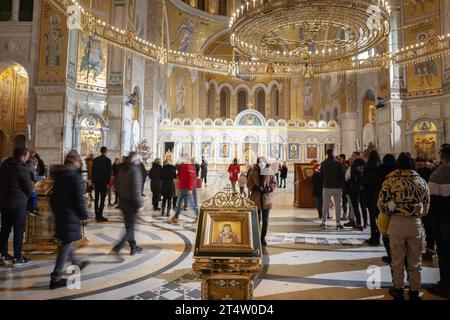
[[230, 0, 391, 65]]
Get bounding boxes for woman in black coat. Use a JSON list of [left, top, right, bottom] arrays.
[[148, 158, 163, 210], [361, 150, 382, 245], [348, 157, 366, 231], [160, 160, 177, 216], [49, 150, 89, 289]]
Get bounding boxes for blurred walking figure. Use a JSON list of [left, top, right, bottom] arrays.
[[378, 152, 430, 300], [49, 150, 89, 289], [160, 160, 177, 217], [148, 158, 162, 211], [92, 146, 112, 222], [109, 158, 121, 206], [0, 147, 34, 267], [312, 163, 323, 219], [112, 152, 144, 259], [170, 156, 197, 224], [140, 160, 147, 197]]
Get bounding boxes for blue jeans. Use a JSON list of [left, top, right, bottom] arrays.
[[175, 189, 198, 218]]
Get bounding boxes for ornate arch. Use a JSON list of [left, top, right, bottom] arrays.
[[250, 83, 269, 95], [235, 109, 266, 126]]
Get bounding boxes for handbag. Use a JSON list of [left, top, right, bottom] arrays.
[[377, 212, 391, 235], [196, 177, 203, 188]]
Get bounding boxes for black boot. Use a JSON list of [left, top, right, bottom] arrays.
[[49, 273, 67, 290], [167, 206, 171, 217], [388, 288, 405, 300], [161, 206, 166, 216]]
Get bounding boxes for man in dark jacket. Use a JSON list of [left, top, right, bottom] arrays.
[[200, 157, 208, 187], [0, 147, 34, 266], [112, 152, 143, 259], [427, 146, 450, 299], [320, 149, 344, 229], [49, 150, 89, 289], [92, 146, 112, 222], [148, 158, 163, 211]]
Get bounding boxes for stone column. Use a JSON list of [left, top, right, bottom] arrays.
[[339, 112, 358, 156]]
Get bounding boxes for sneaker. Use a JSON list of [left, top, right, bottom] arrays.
[[130, 245, 143, 256], [388, 288, 405, 300], [96, 216, 108, 223], [13, 257, 32, 267], [336, 223, 344, 230], [344, 220, 356, 227], [0, 254, 14, 266], [409, 291, 422, 300]]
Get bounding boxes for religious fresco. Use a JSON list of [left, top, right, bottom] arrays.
[[404, 0, 438, 19], [0, 65, 28, 135], [38, 2, 68, 83], [219, 143, 230, 159], [176, 75, 186, 114], [202, 142, 212, 158], [181, 142, 193, 158], [270, 143, 282, 159], [238, 114, 263, 126], [306, 143, 318, 159], [171, 18, 196, 53], [288, 143, 300, 160], [411, 120, 438, 160], [77, 34, 108, 88], [80, 115, 102, 158], [405, 18, 442, 95]]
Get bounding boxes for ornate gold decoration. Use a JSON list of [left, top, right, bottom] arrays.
[[202, 187, 256, 209], [47, 0, 450, 78]]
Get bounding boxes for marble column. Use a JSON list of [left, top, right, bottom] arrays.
[[339, 112, 358, 156]]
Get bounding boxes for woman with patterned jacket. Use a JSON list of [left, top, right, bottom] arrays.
[[377, 152, 430, 301]]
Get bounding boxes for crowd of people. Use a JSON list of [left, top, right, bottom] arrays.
[[312, 146, 450, 300], [0, 143, 448, 299]]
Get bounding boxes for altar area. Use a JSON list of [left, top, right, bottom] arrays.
[[158, 110, 340, 168]]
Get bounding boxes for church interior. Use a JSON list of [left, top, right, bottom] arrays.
[[0, 0, 449, 301]]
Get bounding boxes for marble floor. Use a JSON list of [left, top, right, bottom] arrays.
[[0, 172, 444, 300]]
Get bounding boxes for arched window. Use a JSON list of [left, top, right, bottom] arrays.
[[19, 0, 33, 21], [207, 85, 216, 118], [218, 0, 227, 15], [0, 0, 12, 21], [271, 88, 279, 119], [256, 89, 265, 117], [237, 90, 247, 113], [220, 87, 230, 118]]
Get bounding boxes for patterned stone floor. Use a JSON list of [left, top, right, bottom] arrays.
[[0, 172, 444, 300]]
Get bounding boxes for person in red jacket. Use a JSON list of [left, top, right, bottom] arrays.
[[170, 158, 198, 224], [227, 158, 241, 192]]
